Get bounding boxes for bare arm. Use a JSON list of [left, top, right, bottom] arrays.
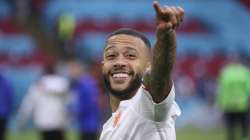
[[144, 1, 184, 103]]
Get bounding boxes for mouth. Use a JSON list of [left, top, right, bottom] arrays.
[[111, 72, 131, 83], [103, 69, 142, 100]]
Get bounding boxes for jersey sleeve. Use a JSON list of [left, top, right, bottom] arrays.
[[132, 84, 181, 122]]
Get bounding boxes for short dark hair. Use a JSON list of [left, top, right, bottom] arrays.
[[107, 28, 151, 48]]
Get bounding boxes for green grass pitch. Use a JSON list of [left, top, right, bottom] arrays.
[[7, 127, 225, 140]]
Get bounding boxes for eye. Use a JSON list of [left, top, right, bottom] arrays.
[[126, 54, 137, 60], [105, 54, 116, 60]]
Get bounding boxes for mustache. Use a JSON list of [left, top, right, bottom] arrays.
[[108, 67, 134, 75]]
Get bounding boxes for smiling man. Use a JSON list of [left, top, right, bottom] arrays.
[[100, 1, 184, 140]]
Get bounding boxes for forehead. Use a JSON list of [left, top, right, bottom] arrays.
[[105, 34, 147, 51]]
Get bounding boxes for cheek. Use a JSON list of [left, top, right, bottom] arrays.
[[102, 63, 110, 74], [132, 63, 146, 75]]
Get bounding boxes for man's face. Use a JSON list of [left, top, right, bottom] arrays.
[[102, 34, 150, 100]]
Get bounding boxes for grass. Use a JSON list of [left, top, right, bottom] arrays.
[[7, 127, 226, 140], [177, 127, 225, 140]]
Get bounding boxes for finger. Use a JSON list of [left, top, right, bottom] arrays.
[[167, 7, 178, 28], [153, 1, 162, 16], [177, 7, 184, 22], [160, 6, 171, 20], [171, 7, 181, 27]]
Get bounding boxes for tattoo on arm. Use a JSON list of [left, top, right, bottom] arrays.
[[145, 31, 176, 103]]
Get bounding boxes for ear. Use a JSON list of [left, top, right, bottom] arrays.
[[146, 61, 151, 67], [146, 61, 151, 71], [143, 61, 151, 75], [101, 60, 105, 72], [142, 62, 152, 89]]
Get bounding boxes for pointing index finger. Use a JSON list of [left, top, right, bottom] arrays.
[[153, 1, 162, 15]]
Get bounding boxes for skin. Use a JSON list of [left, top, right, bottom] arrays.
[[102, 1, 184, 112]]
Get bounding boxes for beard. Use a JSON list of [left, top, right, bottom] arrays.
[[103, 72, 142, 100]]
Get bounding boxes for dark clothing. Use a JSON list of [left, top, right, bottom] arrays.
[[224, 112, 249, 140], [72, 74, 101, 132], [0, 118, 7, 140], [0, 74, 13, 140], [71, 74, 101, 140], [80, 132, 98, 140], [41, 130, 65, 140], [0, 75, 13, 119]]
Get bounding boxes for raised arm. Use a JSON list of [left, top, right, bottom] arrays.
[[145, 1, 184, 103]]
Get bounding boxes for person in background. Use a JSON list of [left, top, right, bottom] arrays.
[[68, 59, 101, 140], [57, 13, 76, 58], [217, 63, 250, 140], [0, 72, 13, 140], [16, 63, 70, 140]]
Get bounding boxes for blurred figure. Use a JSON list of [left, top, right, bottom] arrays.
[[57, 13, 76, 58], [217, 63, 250, 140], [68, 60, 101, 140], [16, 63, 70, 140], [0, 72, 13, 140]]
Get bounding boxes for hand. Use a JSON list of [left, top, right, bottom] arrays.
[[153, 1, 184, 35]]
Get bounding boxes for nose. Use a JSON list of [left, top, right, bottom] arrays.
[[113, 56, 127, 69]]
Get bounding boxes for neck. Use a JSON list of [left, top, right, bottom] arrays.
[[110, 95, 120, 112], [109, 89, 137, 112]]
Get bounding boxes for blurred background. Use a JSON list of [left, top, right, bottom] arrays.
[[0, 0, 249, 140]]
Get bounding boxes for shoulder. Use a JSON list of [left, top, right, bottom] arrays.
[[132, 84, 180, 122]]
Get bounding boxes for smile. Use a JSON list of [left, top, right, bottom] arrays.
[[110, 72, 131, 83], [112, 73, 129, 78]]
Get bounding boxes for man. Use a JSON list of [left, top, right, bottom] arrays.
[[17, 64, 70, 140], [0, 72, 13, 140], [217, 63, 250, 140], [100, 1, 184, 140], [68, 60, 101, 140]]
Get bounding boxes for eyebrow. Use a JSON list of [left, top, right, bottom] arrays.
[[105, 46, 137, 52], [104, 46, 115, 52], [124, 46, 137, 52]]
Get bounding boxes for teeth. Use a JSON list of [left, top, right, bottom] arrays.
[[113, 73, 129, 78]]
